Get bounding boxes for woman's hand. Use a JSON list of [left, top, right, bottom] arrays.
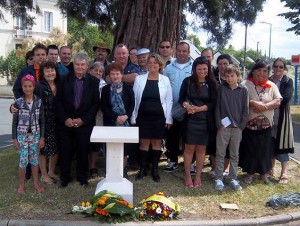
[[38, 137, 45, 150], [13, 139, 20, 150], [165, 123, 172, 129], [252, 101, 268, 113], [116, 115, 128, 125]]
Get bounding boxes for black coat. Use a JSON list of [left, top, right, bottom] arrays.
[[56, 72, 100, 127], [13, 65, 36, 98], [100, 83, 135, 126]]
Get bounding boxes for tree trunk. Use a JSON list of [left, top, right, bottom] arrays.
[[114, 0, 181, 52]]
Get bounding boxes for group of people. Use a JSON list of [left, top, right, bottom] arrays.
[[11, 40, 294, 195]]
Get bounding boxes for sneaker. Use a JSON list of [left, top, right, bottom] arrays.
[[190, 163, 196, 176], [163, 162, 178, 173], [215, 179, 224, 191], [229, 179, 242, 190], [223, 171, 229, 177], [209, 170, 216, 178]]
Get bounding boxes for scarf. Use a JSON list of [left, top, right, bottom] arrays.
[[247, 77, 271, 88], [110, 82, 129, 126]]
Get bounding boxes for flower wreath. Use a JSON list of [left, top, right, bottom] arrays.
[[136, 192, 180, 221], [72, 190, 135, 223]]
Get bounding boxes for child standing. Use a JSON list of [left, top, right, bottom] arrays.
[[215, 65, 249, 191], [12, 74, 45, 195]]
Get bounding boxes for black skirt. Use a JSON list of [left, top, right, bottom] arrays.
[[136, 80, 166, 139], [239, 127, 272, 175]]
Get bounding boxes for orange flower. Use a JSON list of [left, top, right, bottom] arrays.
[[117, 200, 128, 205], [95, 207, 109, 216], [98, 199, 105, 205]]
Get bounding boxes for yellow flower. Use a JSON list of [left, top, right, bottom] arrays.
[[151, 203, 158, 210], [98, 199, 105, 205], [163, 210, 168, 216], [81, 202, 85, 207], [86, 202, 90, 206], [139, 210, 145, 217], [158, 192, 164, 195], [143, 203, 147, 209], [128, 203, 133, 209]]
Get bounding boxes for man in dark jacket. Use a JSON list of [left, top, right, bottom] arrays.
[[13, 43, 47, 98], [56, 52, 100, 187]]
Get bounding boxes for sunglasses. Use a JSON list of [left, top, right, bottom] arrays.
[[160, 46, 170, 49], [28, 57, 34, 60], [273, 65, 284, 69]]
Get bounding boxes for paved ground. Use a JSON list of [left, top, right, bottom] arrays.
[[0, 98, 13, 151]]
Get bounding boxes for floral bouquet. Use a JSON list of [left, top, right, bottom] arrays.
[[136, 192, 180, 221], [72, 190, 136, 223]]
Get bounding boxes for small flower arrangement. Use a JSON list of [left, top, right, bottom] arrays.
[[136, 192, 180, 221], [72, 190, 136, 223]]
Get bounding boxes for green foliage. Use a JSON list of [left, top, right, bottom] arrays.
[[57, 0, 266, 48], [186, 34, 201, 50], [279, 0, 300, 35], [0, 50, 25, 85], [67, 18, 114, 59]]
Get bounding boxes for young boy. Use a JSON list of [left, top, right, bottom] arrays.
[[214, 65, 249, 191]]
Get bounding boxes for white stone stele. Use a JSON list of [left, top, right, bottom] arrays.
[[90, 126, 139, 204]]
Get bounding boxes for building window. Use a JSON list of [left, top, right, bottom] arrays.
[[44, 11, 53, 32], [14, 16, 24, 30]]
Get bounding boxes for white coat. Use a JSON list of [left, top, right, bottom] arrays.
[[131, 73, 173, 125]]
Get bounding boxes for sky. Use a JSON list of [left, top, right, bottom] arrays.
[[195, 0, 300, 59]]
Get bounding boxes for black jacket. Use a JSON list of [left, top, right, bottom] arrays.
[[100, 83, 135, 126], [56, 72, 100, 127]]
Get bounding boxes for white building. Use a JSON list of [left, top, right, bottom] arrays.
[[0, 0, 67, 58]]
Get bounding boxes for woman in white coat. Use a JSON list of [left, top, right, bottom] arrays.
[[131, 53, 173, 182]]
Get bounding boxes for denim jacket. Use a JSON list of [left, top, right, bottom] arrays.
[[12, 95, 45, 139]]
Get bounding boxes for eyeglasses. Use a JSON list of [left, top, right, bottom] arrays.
[[160, 46, 170, 49], [28, 57, 33, 60], [273, 65, 284, 69]]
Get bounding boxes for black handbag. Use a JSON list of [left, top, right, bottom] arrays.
[[171, 79, 191, 122], [171, 102, 187, 121]]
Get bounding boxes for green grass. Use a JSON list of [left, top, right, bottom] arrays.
[[291, 105, 300, 123], [0, 148, 299, 221]]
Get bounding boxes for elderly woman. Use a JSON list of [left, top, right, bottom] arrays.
[[269, 58, 294, 184], [132, 53, 173, 182], [88, 62, 107, 178], [100, 62, 135, 178], [179, 56, 218, 187], [240, 60, 282, 184]]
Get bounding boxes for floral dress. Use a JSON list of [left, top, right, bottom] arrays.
[[35, 80, 58, 157]]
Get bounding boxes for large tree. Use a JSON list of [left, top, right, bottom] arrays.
[[1, 0, 266, 51], [57, 0, 265, 51], [279, 0, 300, 35]]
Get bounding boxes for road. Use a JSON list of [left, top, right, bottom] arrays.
[[0, 98, 299, 160], [0, 98, 13, 151]]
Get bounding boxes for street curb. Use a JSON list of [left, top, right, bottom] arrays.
[[3, 212, 300, 226]]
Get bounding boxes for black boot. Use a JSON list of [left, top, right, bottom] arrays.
[[135, 150, 148, 180], [152, 150, 161, 182]]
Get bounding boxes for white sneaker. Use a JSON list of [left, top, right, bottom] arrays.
[[163, 162, 179, 173], [223, 171, 229, 177], [230, 179, 242, 190], [215, 179, 224, 191]]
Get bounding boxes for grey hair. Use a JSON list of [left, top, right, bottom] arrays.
[[89, 61, 104, 72], [74, 52, 89, 64]]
